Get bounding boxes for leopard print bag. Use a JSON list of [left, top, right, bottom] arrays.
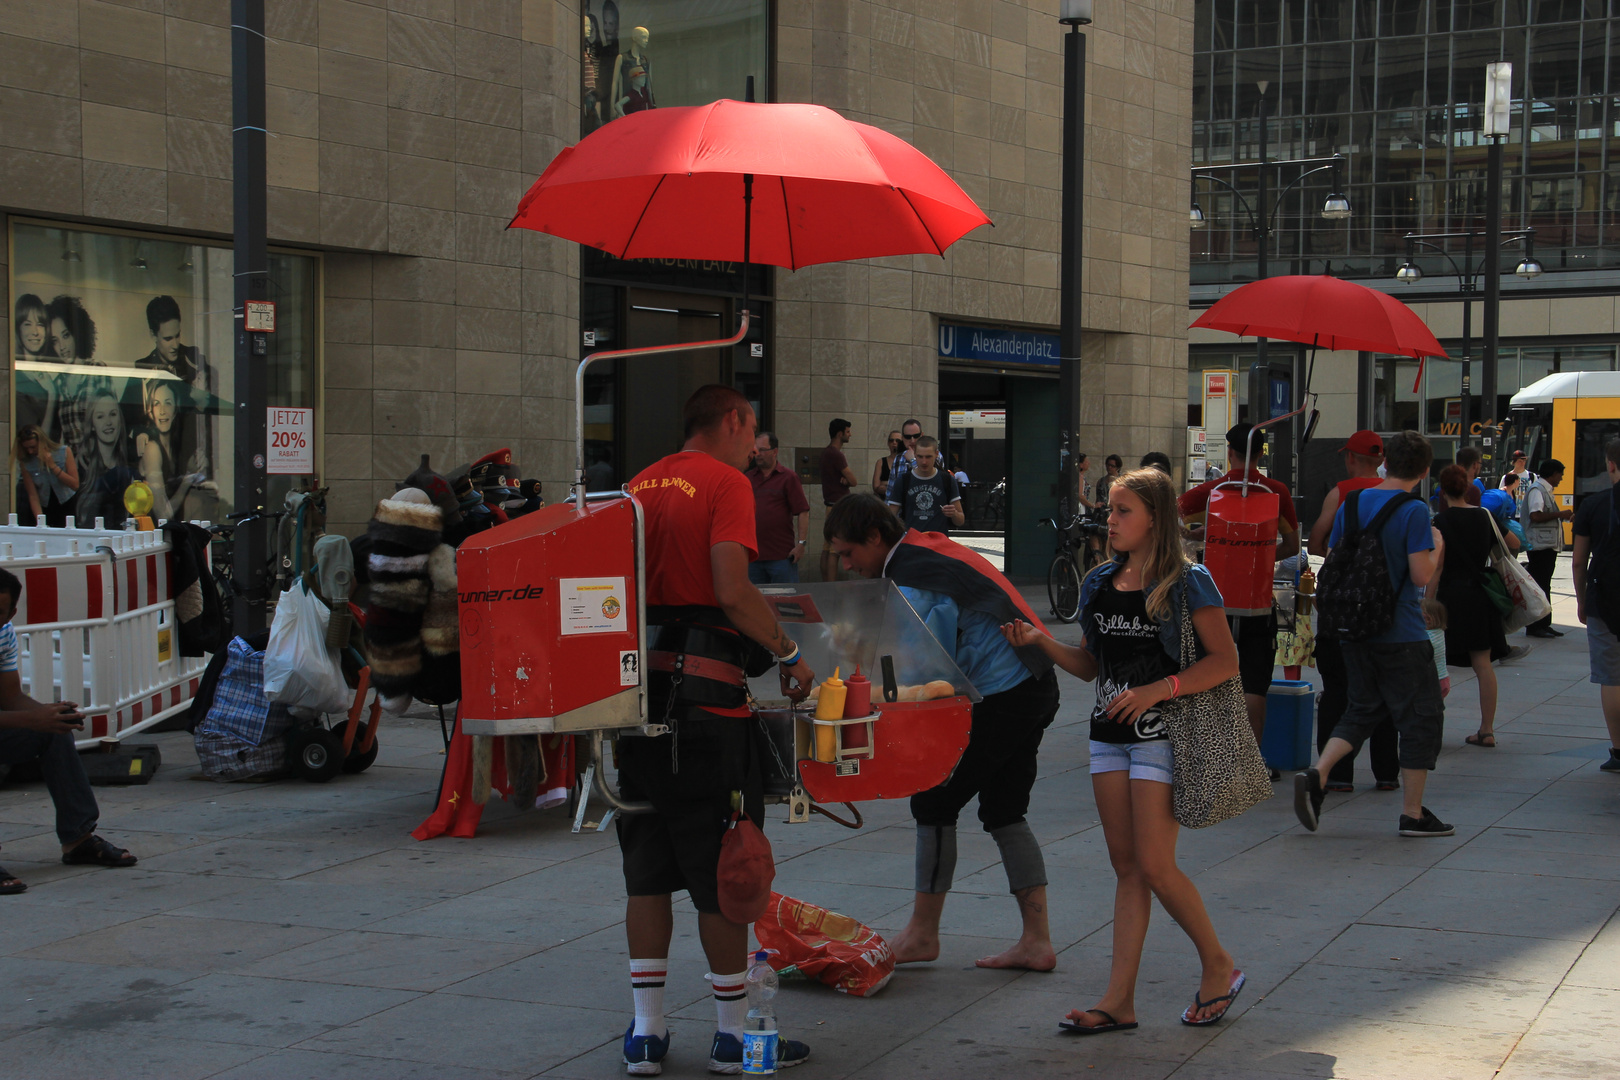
[[1158, 585, 1273, 829]]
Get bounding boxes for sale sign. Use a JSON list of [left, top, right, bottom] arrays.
[[267, 407, 314, 475]]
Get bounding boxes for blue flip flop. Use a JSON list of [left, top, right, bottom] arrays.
[[1059, 1009, 1138, 1035], [1180, 970, 1246, 1026]]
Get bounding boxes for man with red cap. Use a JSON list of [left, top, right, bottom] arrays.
[[1306, 430, 1399, 792]]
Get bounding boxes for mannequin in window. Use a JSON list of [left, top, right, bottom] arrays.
[[612, 26, 654, 118], [595, 0, 621, 123], [582, 10, 603, 132]]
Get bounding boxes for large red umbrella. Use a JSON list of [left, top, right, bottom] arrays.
[[1191, 274, 1448, 359], [509, 100, 990, 268]]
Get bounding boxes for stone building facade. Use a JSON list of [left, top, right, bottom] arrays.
[[0, 0, 1192, 571]]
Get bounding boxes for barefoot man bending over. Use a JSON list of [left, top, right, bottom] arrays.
[[824, 494, 1062, 970]]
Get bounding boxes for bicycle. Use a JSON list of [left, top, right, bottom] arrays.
[[1041, 509, 1108, 623]]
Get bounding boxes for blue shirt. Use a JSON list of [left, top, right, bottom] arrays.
[[1327, 487, 1434, 644], [1076, 561, 1226, 663], [899, 586, 1027, 696], [0, 622, 15, 673]]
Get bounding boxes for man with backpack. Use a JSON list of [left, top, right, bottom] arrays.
[[1296, 430, 1453, 838], [1571, 437, 1620, 774], [1524, 459, 1573, 638]]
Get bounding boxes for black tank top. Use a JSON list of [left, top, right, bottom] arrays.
[[1089, 578, 1176, 743]]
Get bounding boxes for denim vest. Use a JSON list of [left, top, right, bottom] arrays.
[[1076, 560, 1223, 666]]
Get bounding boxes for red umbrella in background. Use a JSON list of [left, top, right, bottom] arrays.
[[509, 99, 991, 268], [1191, 274, 1448, 359], [1192, 273, 1448, 394]]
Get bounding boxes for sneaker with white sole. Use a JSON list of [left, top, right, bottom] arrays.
[[708, 1031, 810, 1074], [623, 1026, 671, 1076], [1398, 807, 1455, 837]]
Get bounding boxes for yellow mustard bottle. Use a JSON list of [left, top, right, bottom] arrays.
[[814, 667, 846, 762]]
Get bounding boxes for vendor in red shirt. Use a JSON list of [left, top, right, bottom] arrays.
[[1178, 422, 1300, 749], [617, 385, 815, 1075], [746, 430, 811, 585], [1306, 430, 1399, 793]]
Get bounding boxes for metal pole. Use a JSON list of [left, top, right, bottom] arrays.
[[1254, 88, 1270, 385], [1482, 135, 1504, 439], [1459, 229, 1473, 446], [231, 0, 269, 634], [1058, 25, 1085, 509]]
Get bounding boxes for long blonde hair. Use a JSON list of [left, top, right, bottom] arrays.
[[1094, 466, 1189, 622]]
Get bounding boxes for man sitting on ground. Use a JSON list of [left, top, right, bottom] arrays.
[[0, 568, 138, 894], [825, 494, 1061, 971]]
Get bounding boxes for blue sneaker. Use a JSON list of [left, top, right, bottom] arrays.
[[707, 1031, 811, 1074], [623, 1025, 671, 1076]]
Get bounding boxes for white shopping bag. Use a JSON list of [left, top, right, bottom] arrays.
[[263, 580, 351, 713]]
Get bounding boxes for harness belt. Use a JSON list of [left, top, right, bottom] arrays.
[[647, 650, 746, 686]]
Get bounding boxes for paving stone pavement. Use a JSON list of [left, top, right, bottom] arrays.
[[2, 567, 1618, 1079]]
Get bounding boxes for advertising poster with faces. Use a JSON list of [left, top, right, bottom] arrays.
[[10, 222, 319, 527], [580, 0, 768, 136]]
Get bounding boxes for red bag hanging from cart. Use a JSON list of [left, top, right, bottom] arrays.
[[754, 892, 895, 997]]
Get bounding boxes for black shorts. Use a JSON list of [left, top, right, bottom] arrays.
[[615, 711, 761, 915], [910, 670, 1060, 832], [1235, 610, 1278, 697]]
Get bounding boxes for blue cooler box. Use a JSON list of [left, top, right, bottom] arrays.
[[1261, 679, 1315, 772]]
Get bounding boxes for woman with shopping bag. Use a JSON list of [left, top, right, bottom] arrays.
[[1002, 467, 1267, 1034], [1433, 465, 1518, 747]]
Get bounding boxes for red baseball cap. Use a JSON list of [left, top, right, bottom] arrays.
[[1339, 430, 1383, 457]]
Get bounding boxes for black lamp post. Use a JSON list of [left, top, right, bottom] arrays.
[[1481, 61, 1513, 437], [232, 0, 270, 633], [1057, 0, 1091, 515], [1394, 229, 1540, 449]]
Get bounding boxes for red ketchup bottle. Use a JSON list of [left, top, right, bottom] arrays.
[[842, 666, 872, 752]]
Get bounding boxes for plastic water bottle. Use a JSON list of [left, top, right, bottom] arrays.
[[741, 950, 779, 1075]]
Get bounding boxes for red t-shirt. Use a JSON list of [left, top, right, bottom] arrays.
[[819, 445, 850, 505], [748, 464, 811, 561], [1179, 468, 1299, 536], [629, 451, 757, 607]]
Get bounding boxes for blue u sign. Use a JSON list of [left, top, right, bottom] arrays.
[[938, 323, 1060, 367]]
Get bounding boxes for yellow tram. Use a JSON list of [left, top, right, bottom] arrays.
[[1509, 371, 1620, 544]]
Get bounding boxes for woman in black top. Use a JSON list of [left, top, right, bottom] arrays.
[[872, 430, 901, 498], [1005, 468, 1246, 1032], [1433, 464, 1518, 746]]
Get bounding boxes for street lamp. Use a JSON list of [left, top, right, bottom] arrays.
[[1190, 86, 1352, 485], [1395, 227, 1536, 450], [1481, 62, 1512, 439], [1057, 0, 1091, 518]]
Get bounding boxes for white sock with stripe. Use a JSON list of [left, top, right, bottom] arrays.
[[710, 969, 748, 1038], [629, 958, 667, 1038]]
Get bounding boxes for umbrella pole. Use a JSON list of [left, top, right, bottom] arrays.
[[573, 317, 751, 512], [741, 171, 753, 334]]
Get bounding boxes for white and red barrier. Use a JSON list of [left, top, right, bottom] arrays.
[[0, 516, 208, 748]]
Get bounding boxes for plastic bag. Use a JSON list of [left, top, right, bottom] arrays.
[[263, 581, 351, 713], [754, 893, 894, 997]]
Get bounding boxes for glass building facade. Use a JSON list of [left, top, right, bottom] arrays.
[[1191, 0, 1620, 285]]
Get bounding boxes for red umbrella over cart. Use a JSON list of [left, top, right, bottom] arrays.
[[420, 101, 994, 840], [1188, 274, 1449, 679]]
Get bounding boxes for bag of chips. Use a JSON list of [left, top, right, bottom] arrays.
[[753, 893, 894, 997]]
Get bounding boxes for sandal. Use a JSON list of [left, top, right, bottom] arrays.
[[61, 835, 137, 868], [1059, 1009, 1138, 1035], [0, 865, 26, 894], [1465, 732, 1496, 748], [1181, 970, 1246, 1026]]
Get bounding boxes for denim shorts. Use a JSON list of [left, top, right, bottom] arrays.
[[1089, 739, 1173, 784], [1589, 616, 1620, 685]]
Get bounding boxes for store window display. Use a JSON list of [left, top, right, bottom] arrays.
[[581, 0, 766, 135], [9, 222, 319, 524]]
